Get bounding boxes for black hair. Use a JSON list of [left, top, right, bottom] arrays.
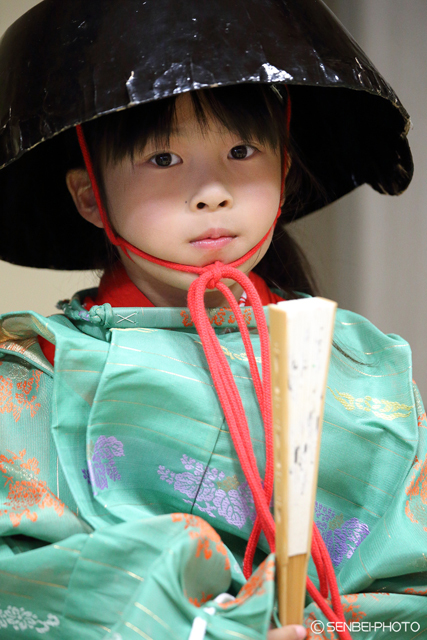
[[66, 83, 322, 298]]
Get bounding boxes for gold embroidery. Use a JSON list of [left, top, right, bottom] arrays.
[[0, 338, 37, 354], [328, 513, 344, 530], [0, 570, 66, 589], [328, 387, 413, 421], [125, 621, 153, 639], [337, 469, 395, 497], [358, 547, 373, 580], [65, 615, 111, 632], [223, 632, 258, 640], [194, 340, 261, 364], [217, 474, 240, 492], [220, 344, 261, 364], [134, 602, 177, 636], [0, 449, 64, 527], [325, 419, 412, 461], [107, 363, 214, 386], [318, 485, 381, 517], [94, 399, 219, 431], [80, 556, 144, 581]]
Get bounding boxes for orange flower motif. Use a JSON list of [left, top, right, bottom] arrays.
[[343, 594, 358, 605], [226, 309, 253, 326], [196, 537, 212, 561], [189, 592, 214, 607], [405, 454, 427, 531], [218, 556, 275, 609], [405, 587, 427, 595], [304, 611, 337, 639], [243, 309, 252, 325], [418, 412, 427, 428], [0, 449, 64, 527], [0, 370, 42, 422], [171, 513, 230, 570], [180, 310, 194, 327], [21, 458, 40, 475], [211, 309, 226, 326], [341, 594, 367, 623]]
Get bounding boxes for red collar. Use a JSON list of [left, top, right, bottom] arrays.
[[84, 263, 284, 308], [83, 263, 156, 309]]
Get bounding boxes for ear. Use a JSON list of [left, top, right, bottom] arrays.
[[280, 156, 292, 207], [66, 168, 104, 229]]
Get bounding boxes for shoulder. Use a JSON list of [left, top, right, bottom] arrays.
[[0, 314, 55, 429], [334, 307, 411, 369], [0, 308, 96, 375], [328, 307, 414, 426]]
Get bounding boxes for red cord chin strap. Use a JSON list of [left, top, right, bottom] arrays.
[[76, 96, 351, 638]]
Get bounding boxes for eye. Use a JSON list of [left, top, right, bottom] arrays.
[[149, 152, 181, 167], [228, 145, 256, 160]]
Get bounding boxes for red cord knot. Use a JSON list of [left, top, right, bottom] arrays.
[[205, 261, 224, 290]]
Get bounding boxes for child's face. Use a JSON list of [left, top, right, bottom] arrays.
[[70, 92, 283, 306]]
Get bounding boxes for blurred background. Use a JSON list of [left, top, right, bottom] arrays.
[[1, 1, 427, 394]]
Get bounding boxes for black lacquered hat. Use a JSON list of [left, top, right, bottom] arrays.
[[0, 0, 413, 269]]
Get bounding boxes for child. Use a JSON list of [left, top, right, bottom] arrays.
[[0, 1, 425, 639]]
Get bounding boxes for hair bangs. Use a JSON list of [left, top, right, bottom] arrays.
[[83, 83, 288, 170], [192, 85, 288, 152]]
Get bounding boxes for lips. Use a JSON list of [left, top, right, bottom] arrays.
[[190, 229, 236, 250], [191, 228, 236, 242]]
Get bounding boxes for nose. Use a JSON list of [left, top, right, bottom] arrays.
[[189, 183, 233, 212]]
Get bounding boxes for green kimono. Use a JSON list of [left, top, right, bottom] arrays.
[[0, 294, 426, 639]]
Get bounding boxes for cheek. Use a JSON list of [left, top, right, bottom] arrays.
[[248, 159, 282, 205], [107, 175, 176, 237], [246, 179, 281, 233]]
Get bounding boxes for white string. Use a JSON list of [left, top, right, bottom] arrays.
[[188, 594, 236, 640]]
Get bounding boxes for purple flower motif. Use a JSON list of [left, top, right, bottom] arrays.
[[213, 489, 246, 529], [237, 481, 257, 522], [81, 468, 91, 485], [315, 501, 336, 531], [88, 435, 125, 491], [157, 466, 175, 484], [157, 454, 257, 531], [195, 462, 205, 476], [181, 454, 197, 470], [94, 435, 124, 459], [322, 527, 349, 567], [196, 476, 216, 503], [89, 458, 108, 490], [314, 501, 370, 568], [342, 518, 370, 558], [105, 458, 121, 482], [174, 472, 200, 499]]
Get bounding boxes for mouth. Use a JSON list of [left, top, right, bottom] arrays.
[[190, 228, 237, 250]]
